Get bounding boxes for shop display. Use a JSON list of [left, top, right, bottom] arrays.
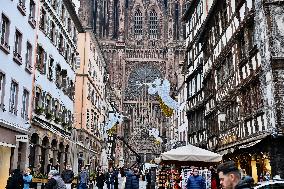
[[158, 169, 167, 188]]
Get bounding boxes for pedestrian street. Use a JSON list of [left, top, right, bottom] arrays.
[[93, 177, 147, 189]]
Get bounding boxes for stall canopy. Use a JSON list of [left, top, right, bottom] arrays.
[[161, 144, 222, 162]]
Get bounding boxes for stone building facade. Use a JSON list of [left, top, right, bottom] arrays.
[[184, 0, 284, 181], [29, 0, 83, 175], [79, 0, 186, 164]]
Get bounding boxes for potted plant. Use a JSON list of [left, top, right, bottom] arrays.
[[35, 106, 44, 115], [32, 173, 45, 183], [67, 126, 73, 131], [62, 122, 67, 128], [42, 174, 48, 183], [54, 116, 61, 124], [89, 172, 96, 181], [45, 111, 53, 120]]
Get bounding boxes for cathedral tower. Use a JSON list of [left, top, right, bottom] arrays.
[[79, 0, 186, 164]]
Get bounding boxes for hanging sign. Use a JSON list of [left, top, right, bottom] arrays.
[[16, 135, 29, 142]]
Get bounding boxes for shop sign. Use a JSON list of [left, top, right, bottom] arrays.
[[16, 135, 29, 142]]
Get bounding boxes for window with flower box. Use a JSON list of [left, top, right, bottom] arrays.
[[21, 89, 29, 120], [0, 72, 5, 110], [13, 30, 23, 64], [0, 14, 10, 54], [39, 8, 46, 31], [36, 45, 46, 74], [9, 80, 18, 115]]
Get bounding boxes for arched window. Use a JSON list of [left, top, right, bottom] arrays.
[[149, 9, 158, 39], [134, 9, 143, 37]]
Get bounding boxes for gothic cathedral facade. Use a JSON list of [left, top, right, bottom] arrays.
[[79, 0, 186, 164]]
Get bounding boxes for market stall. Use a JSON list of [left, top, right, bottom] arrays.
[[161, 144, 222, 163], [157, 144, 222, 189]]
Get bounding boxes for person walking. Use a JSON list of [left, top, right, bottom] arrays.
[[210, 166, 219, 189], [217, 161, 254, 189], [106, 167, 116, 189], [23, 168, 33, 189], [146, 169, 151, 189], [125, 168, 139, 189], [114, 168, 119, 189], [5, 169, 24, 189], [96, 170, 105, 189], [78, 166, 89, 189], [186, 168, 206, 189], [61, 164, 74, 189], [45, 169, 66, 189]]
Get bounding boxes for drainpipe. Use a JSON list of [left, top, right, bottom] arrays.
[[80, 32, 87, 130]]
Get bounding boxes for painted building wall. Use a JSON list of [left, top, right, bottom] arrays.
[[75, 30, 107, 172], [0, 0, 37, 173], [28, 0, 82, 174]]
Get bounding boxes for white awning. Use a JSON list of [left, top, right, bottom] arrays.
[[161, 144, 222, 162], [0, 142, 16, 148]]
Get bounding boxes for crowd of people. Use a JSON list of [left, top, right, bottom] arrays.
[[4, 164, 142, 189], [5, 161, 259, 189]]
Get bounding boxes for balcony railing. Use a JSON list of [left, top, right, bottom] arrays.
[[17, 1, 26, 16], [13, 51, 23, 65], [28, 15, 36, 29], [25, 61, 33, 73]]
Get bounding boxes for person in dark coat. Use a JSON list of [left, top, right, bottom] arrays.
[[186, 168, 205, 189], [125, 169, 139, 189], [217, 161, 254, 189], [106, 167, 117, 189], [146, 170, 151, 189], [114, 168, 119, 189], [6, 169, 24, 189], [45, 169, 66, 189], [210, 166, 219, 189], [96, 170, 105, 189], [78, 166, 89, 189], [61, 164, 74, 189]]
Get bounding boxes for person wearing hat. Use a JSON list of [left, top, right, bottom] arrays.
[[45, 169, 66, 189]]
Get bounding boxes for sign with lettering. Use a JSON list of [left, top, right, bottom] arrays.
[[16, 135, 29, 142]]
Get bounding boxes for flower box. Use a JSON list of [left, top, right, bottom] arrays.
[[32, 178, 43, 183], [32, 178, 48, 183]]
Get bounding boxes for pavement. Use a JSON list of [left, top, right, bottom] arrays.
[[93, 177, 147, 189]]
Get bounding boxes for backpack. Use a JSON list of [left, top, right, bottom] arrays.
[[53, 176, 67, 189]]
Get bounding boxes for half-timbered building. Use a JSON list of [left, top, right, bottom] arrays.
[[184, 0, 284, 180]]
